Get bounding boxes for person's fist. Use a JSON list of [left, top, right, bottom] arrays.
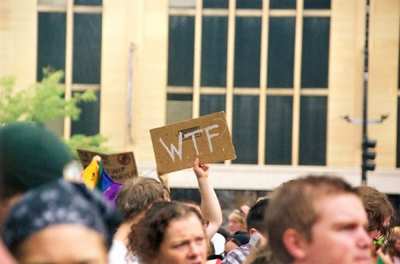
[[193, 158, 209, 179]]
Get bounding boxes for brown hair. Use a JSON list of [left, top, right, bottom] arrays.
[[244, 245, 274, 264], [265, 175, 357, 263], [128, 201, 205, 263], [356, 186, 394, 232], [115, 177, 170, 220]]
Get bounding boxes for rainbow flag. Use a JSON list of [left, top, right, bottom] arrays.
[[98, 164, 122, 203], [82, 158, 123, 204]]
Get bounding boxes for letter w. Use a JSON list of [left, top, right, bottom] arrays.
[[159, 132, 183, 162]]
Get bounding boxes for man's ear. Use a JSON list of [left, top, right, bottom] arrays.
[[282, 228, 308, 260]]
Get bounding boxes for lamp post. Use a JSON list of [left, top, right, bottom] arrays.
[[361, 0, 371, 185]]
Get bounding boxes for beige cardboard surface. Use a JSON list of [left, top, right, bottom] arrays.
[[77, 149, 138, 183], [150, 112, 236, 175]]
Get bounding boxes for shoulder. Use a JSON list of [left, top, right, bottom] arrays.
[[222, 244, 251, 264], [109, 240, 139, 264]]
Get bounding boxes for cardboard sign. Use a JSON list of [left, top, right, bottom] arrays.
[[150, 112, 236, 175], [77, 149, 138, 183]]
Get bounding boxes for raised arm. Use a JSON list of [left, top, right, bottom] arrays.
[[193, 158, 223, 238]]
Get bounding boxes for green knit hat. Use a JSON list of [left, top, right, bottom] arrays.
[[0, 122, 73, 198]]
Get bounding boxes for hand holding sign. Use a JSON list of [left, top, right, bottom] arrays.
[[150, 112, 236, 175], [193, 158, 209, 180]]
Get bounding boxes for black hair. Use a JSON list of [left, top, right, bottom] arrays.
[[246, 197, 269, 232]]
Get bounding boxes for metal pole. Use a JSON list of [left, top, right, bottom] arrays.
[[361, 0, 370, 185], [127, 43, 134, 144]]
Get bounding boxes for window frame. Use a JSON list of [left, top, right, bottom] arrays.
[[38, 0, 102, 138], [168, 0, 332, 166]]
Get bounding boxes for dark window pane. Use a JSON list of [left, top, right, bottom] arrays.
[[299, 96, 327, 165], [301, 17, 330, 88], [203, 0, 228, 8], [234, 17, 261, 87], [167, 93, 193, 124], [201, 17, 227, 87], [304, 0, 330, 9], [237, 0, 262, 9], [200, 95, 226, 115], [37, 12, 66, 81], [168, 16, 195, 87], [397, 97, 400, 167], [167, 94, 193, 101], [74, 0, 101, 5], [265, 96, 292, 164], [268, 18, 295, 88], [270, 0, 296, 9], [71, 91, 100, 136], [232, 96, 259, 164], [73, 14, 102, 84]]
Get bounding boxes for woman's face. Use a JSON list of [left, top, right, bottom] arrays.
[[158, 214, 207, 264], [228, 214, 245, 234], [17, 224, 108, 264]]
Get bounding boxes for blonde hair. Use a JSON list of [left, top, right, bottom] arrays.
[[229, 209, 247, 230]]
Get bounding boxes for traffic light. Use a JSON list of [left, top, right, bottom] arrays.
[[362, 138, 376, 171]]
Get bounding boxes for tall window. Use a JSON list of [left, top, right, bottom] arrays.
[[37, 0, 102, 138], [167, 0, 330, 165], [167, 0, 330, 166]]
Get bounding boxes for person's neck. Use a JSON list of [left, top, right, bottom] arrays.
[[114, 219, 137, 246]]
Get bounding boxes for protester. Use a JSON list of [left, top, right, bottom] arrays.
[[356, 186, 395, 264], [0, 122, 74, 264], [110, 177, 170, 264], [0, 122, 73, 225], [209, 232, 226, 260], [192, 158, 223, 238], [227, 209, 247, 235], [224, 231, 250, 254], [265, 175, 371, 264], [243, 245, 272, 264], [128, 201, 208, 264], [376, 226, 400, 264], [2, 179, 121, 263], [110, 158, 222, 264], [0, 240, 15, 264], [223, 198, 269, 264], [391, 227, 400, 264], [210, 228, 230, 260], [356, 186, 394, 241]]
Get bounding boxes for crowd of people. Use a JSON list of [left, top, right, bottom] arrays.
[[0, 121, 400, 264]]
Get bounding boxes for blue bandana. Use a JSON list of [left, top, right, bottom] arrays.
[[2, 179, 121, 252]]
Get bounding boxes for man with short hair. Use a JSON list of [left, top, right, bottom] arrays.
[[223, 197, 269, 264], [266, 175, 372, 264]]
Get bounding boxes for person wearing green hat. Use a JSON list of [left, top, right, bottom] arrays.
[[0, 122, 74, 226]]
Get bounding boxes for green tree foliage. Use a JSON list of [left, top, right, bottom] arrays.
[[0, 70, 107, 156]]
